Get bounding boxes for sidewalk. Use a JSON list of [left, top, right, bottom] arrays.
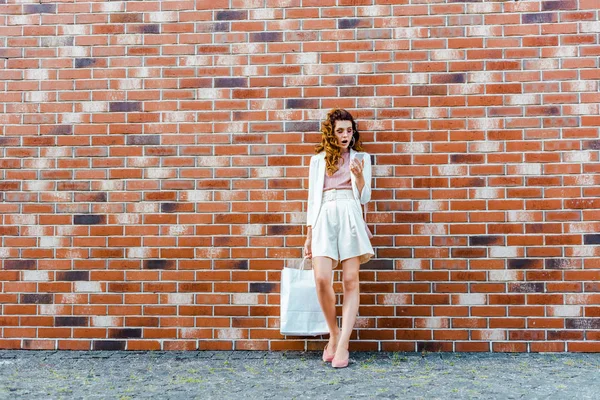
[[0, 350, 598, 399]]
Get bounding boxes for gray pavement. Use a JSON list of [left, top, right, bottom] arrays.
[[0, 350, 598, 399]]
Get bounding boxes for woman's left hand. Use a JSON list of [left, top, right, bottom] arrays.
[[350, 158, 364, 179]]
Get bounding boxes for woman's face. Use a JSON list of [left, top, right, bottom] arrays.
[[333, 120, 353, 151]]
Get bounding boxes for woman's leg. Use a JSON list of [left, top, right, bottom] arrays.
[[312, 256, 339, 352], [335, 256, 360, 360]]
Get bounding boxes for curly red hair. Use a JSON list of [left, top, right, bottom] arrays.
[[315, 108, 364, 176]]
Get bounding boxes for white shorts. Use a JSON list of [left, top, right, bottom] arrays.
[[311, 189, 374, 267]]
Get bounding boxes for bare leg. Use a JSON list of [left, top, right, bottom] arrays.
[[334, 256, 360, 361], [312, 256, 340, 354]]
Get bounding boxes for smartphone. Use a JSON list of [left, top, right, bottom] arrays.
[[352, 153, 364, 163]]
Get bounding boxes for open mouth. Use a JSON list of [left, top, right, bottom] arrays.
[[341, 140, 349, 145]]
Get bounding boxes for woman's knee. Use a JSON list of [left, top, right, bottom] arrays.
[[315, 273, 332, 290], [343, 273, 359, 291]]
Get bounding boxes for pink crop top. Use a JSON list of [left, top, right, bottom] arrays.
[[323, 152, 352, 191]]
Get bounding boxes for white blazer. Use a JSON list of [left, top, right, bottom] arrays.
[[306, 149, 372, 227]]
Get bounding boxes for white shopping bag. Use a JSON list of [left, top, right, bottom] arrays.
[[280, 257, 329, 336]]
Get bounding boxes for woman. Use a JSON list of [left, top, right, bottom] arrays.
[[304, 108, 374, 368]]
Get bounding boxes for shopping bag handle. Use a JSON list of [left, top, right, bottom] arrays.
[[300, 256, 311, 271]]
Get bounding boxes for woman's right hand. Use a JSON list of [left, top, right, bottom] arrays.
[[304, 237, 312, 258]]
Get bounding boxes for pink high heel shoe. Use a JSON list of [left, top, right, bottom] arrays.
[[331, 356, 349, 368], [331, 351, 349, 368], [322, 344, 335, 362]]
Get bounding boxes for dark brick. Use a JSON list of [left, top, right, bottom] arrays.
[[212, 22, 230, 32], [413, 85, 447, 96], [4, 260, 36, 270], [24, 3, 56, 13], [109, 328, 142, 339], [286, 99, 319, 109], [127, 135, 160, 146], [55, 317, 88, 327], [144, 259, 175, 270], [584, 140, 600, 150], [566, 318, 600, 330], [542, 0, 576, 10], [285, 121, 319, 132], [228, 260, 248, 270], [93, 340, 126, 351], [160, 203, 177, 213], [109, 102, 141, 112], [417, 342, 445, 352], [432, 73, 466, 84], [545, 258, 573, 269], [94, 192, 107, 202], [49, 125, 72, 135], [215, 10, 247, 21], [338, 19, 360, 29], [250, 32, 282, 42], [508, 282, 544, 293], [522, 13, 555, 24], [215, 78, 247, 88], [75, 58, 96, 68], [56, 271, 89, 281], [451, 248, 487, 258], [535, 106, 560, 115], [74, 215, 105, 225], [21, 294, 53, 304], [469, 236, 503, 246], [547, 330, 583, 340], [249, 282, 277, 293], [584, 234, 600, 245], [268, 226, 298, 235], [362, 259, 394, 270], [142, 24, 160, 34], [508, 259, 537, 269], [74, 193, 107, 203], [335, 76, 356, 86]]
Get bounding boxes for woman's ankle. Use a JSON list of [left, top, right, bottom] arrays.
[[335, 341, 349, 353]]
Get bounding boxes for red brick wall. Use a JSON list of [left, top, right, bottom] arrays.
[[1, 0, 600, 352]]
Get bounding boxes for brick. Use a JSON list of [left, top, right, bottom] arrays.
[[74, 215, 106, 225], [92, 341, 126, 351], [249, 283, 277, 293], [126, 135, 160, 146], [215, 10, 247, 21], [4, 260, 36, 270], [55, 317, 88, 327], [249, 32, 282, 42], [23, 4, 56, 14], [21, 294, 53, 304], [75, 58, 96, 68], [144, 260, 175, 270], [109, 102, 142, 112]]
